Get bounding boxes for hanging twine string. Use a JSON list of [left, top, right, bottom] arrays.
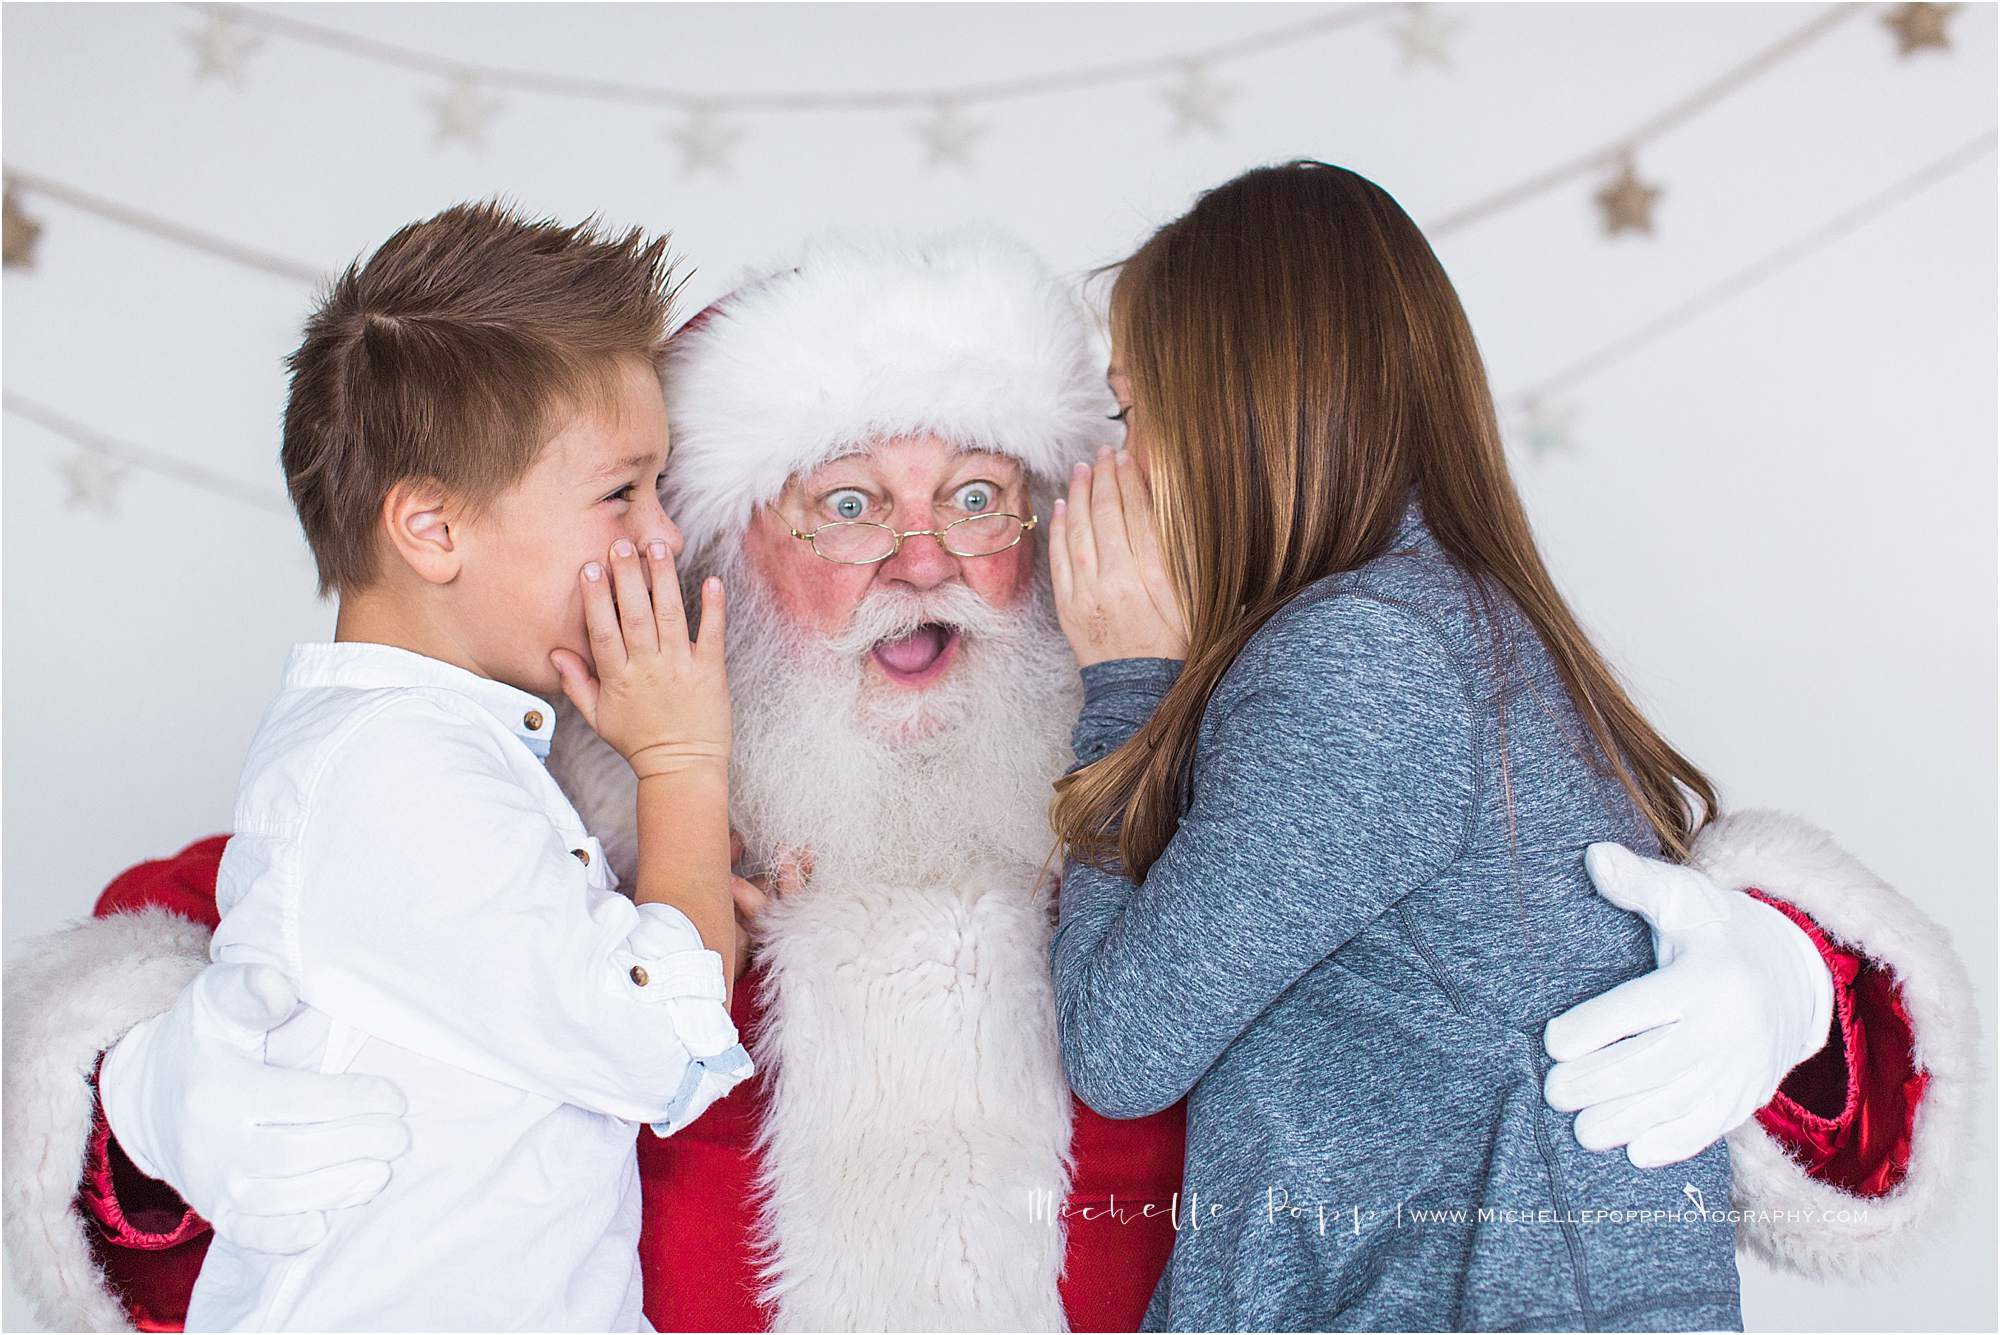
[[197, 2, 1381, 112], [1504, 127, 1996, 408], [3, 392, 296, 514], [4, 168, 322, 283], [6, 5, 1872, 285], [1429, 3, 1862, 235], [11, 126, 1993, 510]]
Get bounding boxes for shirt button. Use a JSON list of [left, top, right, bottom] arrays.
[[572, 848, 591, 867], [523, 709, 546, 731], [629, 965, 649, 987]]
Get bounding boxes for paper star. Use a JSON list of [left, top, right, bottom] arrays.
[[665, 105, 743, 176], [916, 102, 985, 168], [1595, 157, 1663, 236], [186, 10, 261, 85], [1162, 63, 1234, 137], [58, 448, 130, 514], [4, 186, 43, 270], [1392, 5, 1462, 71], [1519, 399, 1577, 459], [1882, 3, 1957, 56], [427, 76, 500, 150]]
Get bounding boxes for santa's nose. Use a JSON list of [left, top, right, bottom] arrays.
[[876, 527, 959, 591]]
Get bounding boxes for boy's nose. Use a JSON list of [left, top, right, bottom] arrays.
[[632, 498, 685, 559]]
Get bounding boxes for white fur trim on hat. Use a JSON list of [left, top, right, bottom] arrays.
[[2, 907, 213, 1333], [662, 227, 1119, 564], [1695, 810, 1984, 1279]]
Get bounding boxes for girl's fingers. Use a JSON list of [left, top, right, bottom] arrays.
[[1048, 500, 1073, 605], [1088, 447, 1132, 570], [1117, 453, 1187, 638], [579, 559, 628, 678], [692, 576, 726, 666], [1115, 450, 1159, 561], [548, 649, 600, 730], [646, 539, 692, 655], [1065, 461, 1098, 580], [608, 540, 661, 659]]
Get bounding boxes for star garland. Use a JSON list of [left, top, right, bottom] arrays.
[[1882, 3, 1958, 55], [665, 105, 744, 176], [186, 9, 260, 84], [427, 75, 501, 150], [1595, 156, 1665, 237], [917, 102, 986, 169], [1162, 62, 1235, 137], [1392, 5, 1462, 71], [4, 183, 43, 269]]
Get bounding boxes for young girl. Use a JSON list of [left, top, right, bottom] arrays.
[[1047, 161, 1743, 1331]]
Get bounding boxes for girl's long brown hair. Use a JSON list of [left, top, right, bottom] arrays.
[[1051, 161, 1716, 882]]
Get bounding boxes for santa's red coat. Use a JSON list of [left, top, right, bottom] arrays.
[[78, 836, 1921, 1332]]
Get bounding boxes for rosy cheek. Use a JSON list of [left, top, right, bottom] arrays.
[[964, 543, 1035, 608], [775, 561, 873, 633]]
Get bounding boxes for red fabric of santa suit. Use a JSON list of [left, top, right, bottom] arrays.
[[65, 833, 1935, 1333]]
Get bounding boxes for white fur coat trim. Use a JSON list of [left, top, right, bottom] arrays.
[[2, 907, 212, 1333], [1695, 809, 1982, 1279], [662, 227, 1119, 565], [745, 867, 1076, 1331]]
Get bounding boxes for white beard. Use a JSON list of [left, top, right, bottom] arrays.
[[547, 554, 1084, 1332]]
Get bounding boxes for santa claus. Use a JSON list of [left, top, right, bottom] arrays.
[[1, 229, 1977, 1333]]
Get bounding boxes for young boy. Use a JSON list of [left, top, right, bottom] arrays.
[[175, 202, 750, 1330]]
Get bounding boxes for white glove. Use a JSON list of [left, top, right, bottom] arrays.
[[1542, 843, 1836, 1168], [99, 961, 411, 1254]]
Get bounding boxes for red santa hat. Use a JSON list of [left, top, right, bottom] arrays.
[[661, 227, 1119, 563]]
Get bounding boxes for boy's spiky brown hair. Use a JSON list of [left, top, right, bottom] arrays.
[[282, 200, 684, 597]]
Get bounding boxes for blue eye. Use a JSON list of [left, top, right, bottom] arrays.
[[827, 489, 870, 521], [955, 483, 996, 513]]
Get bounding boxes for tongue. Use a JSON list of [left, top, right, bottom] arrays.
[[873, 624, 949, 674]]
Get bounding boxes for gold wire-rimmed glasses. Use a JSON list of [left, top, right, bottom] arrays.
[[786, 513, 1039, 566]]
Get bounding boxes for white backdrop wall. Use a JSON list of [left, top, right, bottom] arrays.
[[3, 3, 1994, 1331]]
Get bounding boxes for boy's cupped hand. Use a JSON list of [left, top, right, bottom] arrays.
[[550, 537, 730, 781]]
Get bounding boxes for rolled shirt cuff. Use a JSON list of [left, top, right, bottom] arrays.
[[620, 902, 755, 1134], [648, 1042, 756, 1138]]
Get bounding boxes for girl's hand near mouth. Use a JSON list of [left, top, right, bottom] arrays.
[[1049, 445, 1187, 668]]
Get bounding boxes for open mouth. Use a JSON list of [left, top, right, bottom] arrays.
[[869, 623, 961, 687]]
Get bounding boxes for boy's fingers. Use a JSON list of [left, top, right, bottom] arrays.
[[729, 874, 771, 919], [579, 562, 627, 677], [646, 539, 692, 654], [693, 576, 725, 664], [609, 540, 660, 658]]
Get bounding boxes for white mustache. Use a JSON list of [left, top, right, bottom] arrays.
[[826, 581, 1018, 657]]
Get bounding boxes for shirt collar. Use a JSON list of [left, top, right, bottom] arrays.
[[1391, 493, 1430, 549], [281, 642, 558, 761]]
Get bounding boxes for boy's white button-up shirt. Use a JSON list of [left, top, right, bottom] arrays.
[[187, 641, 752, 1332]]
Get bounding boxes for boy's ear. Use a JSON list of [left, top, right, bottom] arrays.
[[382, 478, 461, 585]]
